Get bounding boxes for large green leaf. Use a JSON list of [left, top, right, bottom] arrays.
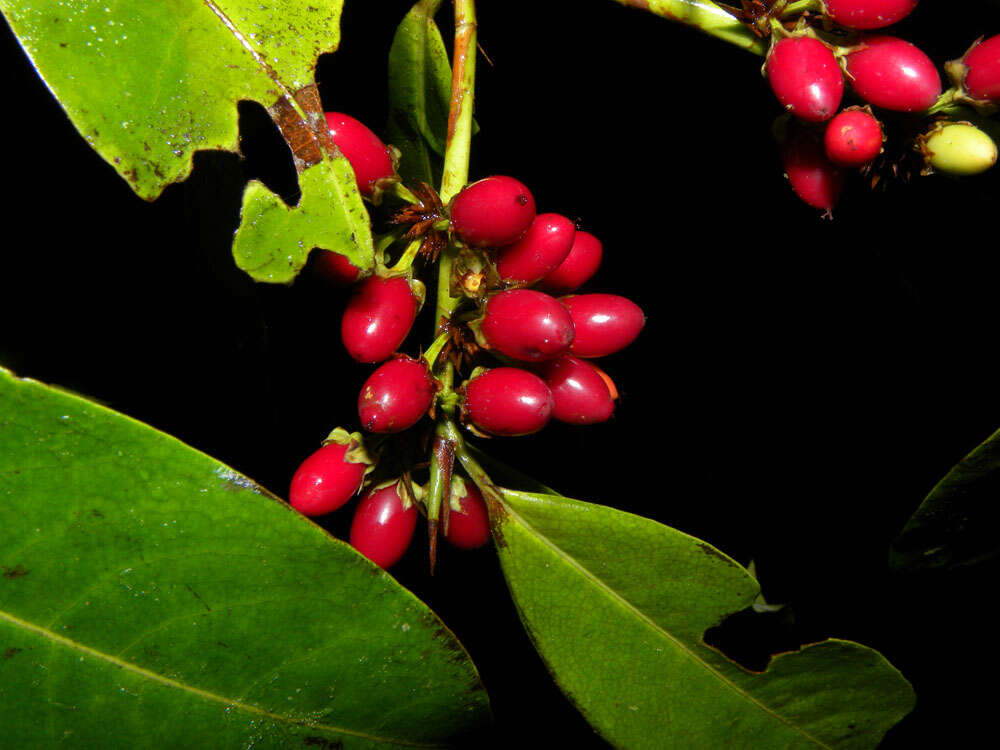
[[0, 367, 489, 747], [493, 489, 914, 749], [891, 426, 1000, 572], [0, 0, 374, 280]]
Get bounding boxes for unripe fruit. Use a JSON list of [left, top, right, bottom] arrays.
[[560, 294, 646, 359], [958, 35, 1000, 102], [538, 355, 616, 425], [539, 230, 603, 294], [480, 289, 575, 361], [765, 37, 844, 122], [450, 176, 536, 248], [822, 0, 918, 30], [464, 367, 554, 436], [445, 479, 491, 550], [495, 213, 576, 285], [350, 483, 417, 569], [289, 442, 367, 516], [782, 129, 846, 211], [357, 356, 436, 433], [325, 112, 395, 197], [824, 109, 884, 166], [312, 250, 362, 285], [845, 36, 941, 112], [341, 276, 419, 363], [923, 123, 998, 176]]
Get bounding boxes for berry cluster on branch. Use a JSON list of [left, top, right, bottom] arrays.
[[733, 0, 1000, 213], [289, 112, 645, 570]]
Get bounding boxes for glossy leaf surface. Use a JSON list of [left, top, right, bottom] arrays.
[[891, 426, 1000, 571], [0, 0, 374, 281], [0, 367, 489, 747], [494, 488, 914, 749]]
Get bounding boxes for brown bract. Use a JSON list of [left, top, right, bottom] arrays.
[[391, 182, 448, 261]]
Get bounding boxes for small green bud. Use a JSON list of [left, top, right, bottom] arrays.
[[923, 123, 998, 176]]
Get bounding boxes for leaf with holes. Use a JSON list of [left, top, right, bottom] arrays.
[[891, 425, 1000, 572], [0, 367, 489, 747], [492, 488, 914, 749], [0, 0, 374, 281]]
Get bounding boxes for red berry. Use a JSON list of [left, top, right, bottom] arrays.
[[325, 112, 395, 198], [358, 356, 436, 433], [464, 367, 554, 436], [822, 0, 918, 30], [845, 36, 941, 112], [350, 483, 417, 569], [538, 355, 616, 425], [539, 230, 603, 294], [961, 35, 1000, 102], [824, 109, 884, 166], [590, 363, 619, 401], [766, 37, 844, 122], [782, 129, 846, 211], [450, 176, 536, 248], [312, 250, 362, 285], [341, 276, 419, 363], [559, 294, 646, 359], [480, 289, 575, 362], [289, 442, 367, 516], [445, 479, 491, 550], [495, 213, 576, 285]]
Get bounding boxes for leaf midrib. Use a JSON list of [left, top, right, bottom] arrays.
[[0, 608, 443, 748], [499, 491, 830, 749]]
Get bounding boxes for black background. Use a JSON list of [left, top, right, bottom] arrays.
[[3, 1, 1000, 747]]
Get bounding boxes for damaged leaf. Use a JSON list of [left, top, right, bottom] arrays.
[[495, 488, 914, 749]]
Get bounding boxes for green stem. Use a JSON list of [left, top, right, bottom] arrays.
[[387, 238, 423, 274], [441, 417, 503, 505], [606, 0, 767, 55], [423, 331, 451, 367], [780, 0, 821, 17]]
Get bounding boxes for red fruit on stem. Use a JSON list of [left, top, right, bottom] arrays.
[[539, 230, 603, 294], [312, 250, 362, 285], [495, 213, 576, 285], [464, 367, 554, 436], [450, 176, 536, 248], [765, 37, 844, 122], [341, 276, 419, 363], [480, 289, 575, 362], [824, 109, 884, 166], [590, 363, 619, 401], [782, 129, 846, 211], [325, 112, 395, 197], [559, 294, 646, 359], [960, 35, 1000, 102], [289, 442, 367, 516], [358, 356, 436, 433], [845, 36, 941, 112], [350, 483, 417, 569], [822, 0, 918, 30], [445, 479, 491, 550], [538, 355, 616, 425]]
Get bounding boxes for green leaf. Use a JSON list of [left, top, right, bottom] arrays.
[[388, 0, 454, 158], [494, 489, 914, 749], [0, 0, 374, 281], [0, 367, 489, 747], [233, 156, 373, 283], [386, 0, 479, 188], [891, 426, 1000, 572]]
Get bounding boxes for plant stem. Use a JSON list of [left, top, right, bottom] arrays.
[[606, 0, 767, 55], [387, 238, 423, 274], [780, 0, 821, 17], [423, 331, 451, 367]]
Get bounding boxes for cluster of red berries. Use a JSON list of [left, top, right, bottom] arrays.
[[288, 113, 645, 569], [755, 0, 1000, 213]]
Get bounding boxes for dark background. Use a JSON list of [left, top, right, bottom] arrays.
[[3, 1, 999, 746]]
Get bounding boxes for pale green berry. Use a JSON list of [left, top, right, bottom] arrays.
[[925, 124, 998, 176]]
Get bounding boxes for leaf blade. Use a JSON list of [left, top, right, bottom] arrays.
[[495, 489, 914, 749], [0, 367, 489, 747]]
